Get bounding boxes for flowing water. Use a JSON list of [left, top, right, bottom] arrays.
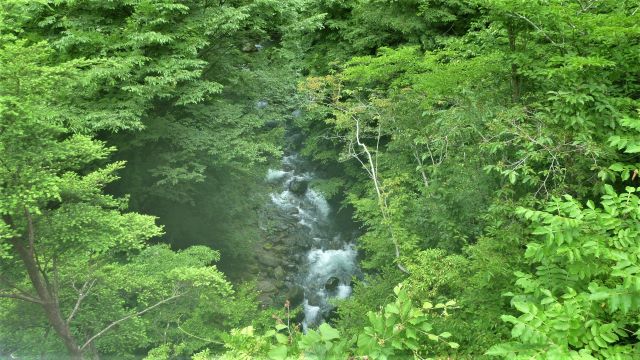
[[266, 153, 359, 329]]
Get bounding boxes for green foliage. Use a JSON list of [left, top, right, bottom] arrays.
[[213, 283, 458, 359], [0, 4, 258, 358], [296, 0, 640, 358], [333, 269, 404, 339], [3, 0, 640, 358], [0, 36, 237, 351], [488, 189, 640, 358], [303, 0, 479, 72]]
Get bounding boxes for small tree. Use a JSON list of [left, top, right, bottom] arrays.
[[0, 34, 232, 360]]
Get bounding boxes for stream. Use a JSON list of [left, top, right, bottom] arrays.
[[266, 150, 359, 330]]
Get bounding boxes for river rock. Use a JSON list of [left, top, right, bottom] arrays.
[[273, 266, 285, 281], [259, 293, 273, 308], [286, 285, 305, 308], [287, 133, 304, 151], [275, 280, 285, 289], [257, 280, 277, 294], [288, 178, 308, 195], [274, 221, 290, 232], [306, 291, 323, 307], [272, 234, 287, 244], [325, 277, 340, 292], [257, 252, 281, 267]]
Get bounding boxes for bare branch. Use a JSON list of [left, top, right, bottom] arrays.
[[508, 12, 558, 45], [80, 292, 184, 351], [354, 117, 383, 203], [353, 116, 409, 274], [426, 143, 437, 167], [66, 279, 97, 325], [375, 121, 381, 175], [413, 150, 430, 189]]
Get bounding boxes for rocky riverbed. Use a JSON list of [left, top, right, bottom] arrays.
[[250, 151, 359, 329]]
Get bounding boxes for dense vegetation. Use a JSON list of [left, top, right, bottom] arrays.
[[1, 0, 639, 359]]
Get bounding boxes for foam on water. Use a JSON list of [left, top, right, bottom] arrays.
[[336, 284, 352, 299], [266, 169, 291, 182], [302, 300, 321, 331], [270, 191, 297, 211], [267, 151, 358, 330], [306, 245, 357, 283], [305, 189, 330, 219]]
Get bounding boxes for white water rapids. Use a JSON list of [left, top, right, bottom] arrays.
[[266, 154, 358, 330]]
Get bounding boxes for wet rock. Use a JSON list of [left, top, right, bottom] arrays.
[[257, 252, 281, 267], [295, 236, 313, 250], [272, 245, 286, 254], [286, 285, 305, 308], [325, 307, 339, 323], [325, 277, 340, 292], [293, 310, 305, 326], [287, 133, 304, 150], [259, 293, 273, 308], [306, 291, 323, 307], [274, 222, 290, 232], [273, 266, 285, 281], [257, 280, 277, 294], [325, 238, 342, 250], [288, 178, 308, 195]]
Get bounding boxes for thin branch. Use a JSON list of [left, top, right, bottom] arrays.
[[23, 208, 35, 258], [66, 279, 97, 325], [176, 322, 224, 345], [508, 12, 558, 45], [51, 257, 60, 308], [80, 292, 184, 351], [23, 208, 48, 289], [413, 150, 430, 190], [353, 116, 409, 274], [375, 121, 382, 175], [0, 292, 43, 304], [354, 117, 383, 203], [0, 276, 38, 300], [426, 143, 437, 167]]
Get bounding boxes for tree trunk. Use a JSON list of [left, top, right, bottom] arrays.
[[4, 214, 84, 359], [508, 24, 521, 102]]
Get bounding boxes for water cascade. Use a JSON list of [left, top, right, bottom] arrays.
[[266, 153, 359, 329]]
